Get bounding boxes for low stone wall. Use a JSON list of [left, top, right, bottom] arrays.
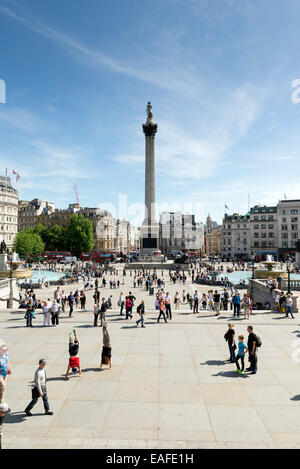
[[125, 263, 189, 271], [248, 278, 298, 313]]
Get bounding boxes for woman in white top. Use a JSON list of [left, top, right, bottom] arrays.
[[42, 301, 51, 327], [118, 292, 125, 315]]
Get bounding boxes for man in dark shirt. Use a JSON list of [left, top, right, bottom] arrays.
[[214, 291, 221, 316], [93, 289, 100, 305], [246, 326, 257, 374], [99, 298, 107, 327], [225, 323, 235, 362], [68, 292, 74, 318], [128, 292, 136, 316]]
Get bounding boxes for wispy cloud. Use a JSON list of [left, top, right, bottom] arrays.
[[0, 4, 205, 101]]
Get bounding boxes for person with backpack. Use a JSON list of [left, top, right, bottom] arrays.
[[246, 326, 261, 374]]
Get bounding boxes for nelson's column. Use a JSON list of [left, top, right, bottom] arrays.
[[140, 102, 161, 261]]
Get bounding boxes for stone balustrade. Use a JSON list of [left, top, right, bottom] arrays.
[[248, 278, 298, 313]]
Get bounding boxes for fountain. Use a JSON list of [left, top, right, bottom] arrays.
[[0, 251, 31, 279], [254, 255, 287, 280]]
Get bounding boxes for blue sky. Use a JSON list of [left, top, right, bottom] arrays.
[[1, 0, 300, 225]]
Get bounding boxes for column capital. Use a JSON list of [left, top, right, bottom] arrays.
[[142, 123, 157, 137]]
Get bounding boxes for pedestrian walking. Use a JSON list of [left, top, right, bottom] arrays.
[[285, 294, 295, 319], [24, 359, 53, 416], [165, 292, 172, 319], [157, 299, 167, 323], [214, 290, 221, 316], [136, 300, 145, 328]]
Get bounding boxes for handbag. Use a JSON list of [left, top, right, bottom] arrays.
[[31, 386, 40, 399]]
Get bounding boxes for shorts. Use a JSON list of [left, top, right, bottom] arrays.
[[69, 356, 80, 369]]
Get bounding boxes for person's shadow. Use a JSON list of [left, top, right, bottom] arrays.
[[212, 370, 250, 379], [200, 360, 227, 366], [291, 395, 300, 401], [4, 411, 27, 424]]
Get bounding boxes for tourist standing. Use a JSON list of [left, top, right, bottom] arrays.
[[232, 292, 240, 317], [246, 326, 258, 374], [68, 291, 74, 318], [42, 300, 51, 327], [0, 341, 11, 404], [214, 290, 221, 316], [99, 298, 107, 326], [242, 293, 250, 320], [224, 323, 236, 363], [24, 359, 53, 416], [165, 292, 172, 320], [234, 335, 248, 374], [193, 290, 200, 314], [51, 300, 60, 326]]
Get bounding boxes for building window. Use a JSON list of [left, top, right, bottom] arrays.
[[282, 233, 288, 239], [291, 217, 298, 223], [254, 233, 259, 238], [254, 216, 259, 221], [261, 224, 266, 229], [268, 224, 274, 229], [292, 225, 298, 231], [261, 216, 266, 221], [254, 241, 259, 248], [291, 209, 298, 214], [269, 233, 274, 238], [282, 225, 288, 231], [261, 233, 266, 238], [254, 224, 259, 229]]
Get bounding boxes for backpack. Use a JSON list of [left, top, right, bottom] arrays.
[[254, 334, 262, 348]]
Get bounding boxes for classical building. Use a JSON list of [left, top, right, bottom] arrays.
[[204, 215, 222, 256], [0, 176, 18, 249], [250, 205, 278, 258], [222, 213, 250, 259], [115, 220, 130, 253], [18, 199, 54, 231], [277, 199, 300, 259]]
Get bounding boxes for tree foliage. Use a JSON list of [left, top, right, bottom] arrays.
[[65, 214, 95, 256], [14, 231, 45, 257]]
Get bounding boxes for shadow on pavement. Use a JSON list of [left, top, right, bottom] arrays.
[[212, 370, 250, 379], [200, 360, 227, 366], [291, 395, 300, 401], [4, 411, 27, 424]]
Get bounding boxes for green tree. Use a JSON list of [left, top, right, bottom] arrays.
[[65, 214, 95, 256], [14, 231, 45, 257]]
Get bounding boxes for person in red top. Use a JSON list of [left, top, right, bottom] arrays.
[[65, 330, 82, 380]]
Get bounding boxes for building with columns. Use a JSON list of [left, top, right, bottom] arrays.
[[0, 176, 18, 249]]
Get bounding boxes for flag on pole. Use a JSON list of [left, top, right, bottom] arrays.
[[13, 170, 20, 182], [225, 204, 229, 210], [284, 193, 287, 200]]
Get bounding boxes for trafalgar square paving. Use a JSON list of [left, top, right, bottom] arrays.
[[1, 265, 300, 449]]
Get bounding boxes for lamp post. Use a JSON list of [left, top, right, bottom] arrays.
[[286, 255, 292, 295], [251, 251, 255, 280], [7, 250, 14, 309]]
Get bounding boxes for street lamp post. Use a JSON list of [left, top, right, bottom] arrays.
[[286, 255, 292, 295], [251, 251, 255, 280], [7, 250, 14, 309]]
